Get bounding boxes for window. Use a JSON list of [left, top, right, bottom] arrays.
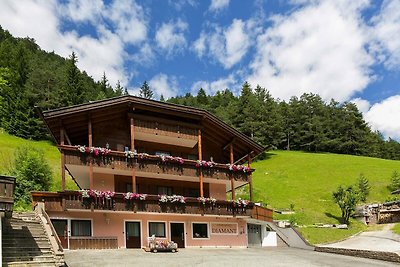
[[71, 220, 91, 236], [149, 222, 166, 238], [188, 188, 200, 198], [192, 223, 208, 239], [158, 186, 173, 195], [188, 154, 197, 160]]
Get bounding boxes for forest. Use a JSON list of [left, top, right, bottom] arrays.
[[0, 26, 399, 160]]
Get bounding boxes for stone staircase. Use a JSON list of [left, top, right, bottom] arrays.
[[2, 212, 63, 266]]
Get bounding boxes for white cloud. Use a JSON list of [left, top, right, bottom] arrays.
[[168, 0, 197, 11], [350, 98, 371, 114], [155, 19, 188, 58], [0, 0, 152, 86], [191, 74, 236, 95], [370, 0, 400, 70], [364, 95, 400, 139], [148, 73, 179, 99], [193, 18, 259, 69], [247, 0, 373, 102], [209, 0, 230, 12], [60, 0, 104, 23]]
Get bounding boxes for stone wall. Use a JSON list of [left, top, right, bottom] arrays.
[[316, 247, 400, 263]]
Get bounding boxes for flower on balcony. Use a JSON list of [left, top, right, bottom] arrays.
[[197, 197, 217, 205], [125, 150, 137, 158], [195, 160, 215, 168], [123, 192, 147, 200], [138, 153, 149, 160], [227, 164, 252, 174], [77, 146, 111, 156], [158, 194, 186, 203], [158, 155, 185, 165], [80, 189, 115, 199], [233, 198, 252, 207]]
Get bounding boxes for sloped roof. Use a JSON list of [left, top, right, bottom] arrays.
[[38, 95, 264, 161]]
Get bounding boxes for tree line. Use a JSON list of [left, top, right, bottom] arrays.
[[0, 26, 126, 140], [167, 83, 400, 161], [0, 25, 399, 161]]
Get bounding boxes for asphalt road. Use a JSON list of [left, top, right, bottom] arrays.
[[65, 247, 397, 267]]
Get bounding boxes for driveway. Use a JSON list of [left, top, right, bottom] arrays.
[[322, 224, 400, 253], [65, 247, 395, 267]]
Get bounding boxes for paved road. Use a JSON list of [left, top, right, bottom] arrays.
[[65, 247, 396, 267], [323, 224, 400, 253]]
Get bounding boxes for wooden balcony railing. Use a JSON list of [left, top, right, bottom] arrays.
[[61, 145, 252, 182], [0, 175, 16, 217], [31, 191, 255, 217]]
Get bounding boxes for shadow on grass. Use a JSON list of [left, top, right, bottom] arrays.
[[254, 152, 277, 161], [324, 212, 344, 224]]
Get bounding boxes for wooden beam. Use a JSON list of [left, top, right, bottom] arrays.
[[223, 138, 235, 150], [88, 115, 93, 190], [60, 126, 66, 191], [198, 129, 204, 197], [130, 116, 136, 193], [248, 154, 253, 202], [64, 129, 72, 145], [230, 143, 235, 200]]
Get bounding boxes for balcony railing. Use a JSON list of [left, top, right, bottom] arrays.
[[31, 191, 256, 218], [60, 145, 252, 182], [0, 175, 16, 217]]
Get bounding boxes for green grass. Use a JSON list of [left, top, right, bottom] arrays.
[[250, 150, 400, 244], [392, 224, 400, 235], [0, 129, 77, 191]]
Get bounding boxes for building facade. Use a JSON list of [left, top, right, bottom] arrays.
[[32, 96, 273, 249]]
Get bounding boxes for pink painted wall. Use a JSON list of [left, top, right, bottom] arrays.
[[48, 211, 248, 248], [93, 173, 114, 191], [209, 183, 227, 200]]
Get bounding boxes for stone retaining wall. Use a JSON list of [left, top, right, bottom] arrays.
[[316, 247, 400, 263]]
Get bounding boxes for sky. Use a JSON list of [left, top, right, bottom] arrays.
[[0, 0, 400, 140]]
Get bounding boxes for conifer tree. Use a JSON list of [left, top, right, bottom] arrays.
[[139, 81, 153, 99]]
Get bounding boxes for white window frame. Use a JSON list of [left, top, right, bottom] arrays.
[[148, 221, 168, 239], [191, 222, 210, 240]]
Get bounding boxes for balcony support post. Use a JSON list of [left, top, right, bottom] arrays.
[[88, 115, 93, 190], [248, 154, 253, 202], [60, 126, 65, 191], [198, 129, 204, 197], [230, 143, 235, 200], [130, 116, 136, 193]]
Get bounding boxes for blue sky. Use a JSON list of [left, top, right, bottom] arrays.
[[1, 0, 400, 139]]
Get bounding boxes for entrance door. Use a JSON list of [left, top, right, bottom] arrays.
[[247, 224, 262, 247], [125, 221, 141, 248], [170, 223, 185, 248], [51, 219, 68, 249]]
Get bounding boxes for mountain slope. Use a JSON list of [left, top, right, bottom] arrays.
[[251, 150, 400, 244]]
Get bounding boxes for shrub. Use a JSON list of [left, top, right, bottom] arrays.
[[13, 146, 52, 205], [332, 185, 359, 224]]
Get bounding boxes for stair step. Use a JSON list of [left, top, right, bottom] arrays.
[[5, 260, 57, 267]]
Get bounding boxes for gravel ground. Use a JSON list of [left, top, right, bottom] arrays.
[[65, 247, 396, 267]]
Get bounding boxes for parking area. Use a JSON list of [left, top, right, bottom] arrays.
[[65, 247, 395, 267]]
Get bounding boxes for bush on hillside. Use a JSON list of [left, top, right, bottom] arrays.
[[13, 146, 52, 205], [356, 173, 370, 202], [388, 171, 400, 192], [332, 185, 359, 224]]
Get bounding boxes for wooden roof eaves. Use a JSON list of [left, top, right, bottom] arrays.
[[40, 95, 265, 155]]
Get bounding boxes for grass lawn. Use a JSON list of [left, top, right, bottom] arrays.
[[392, 223, 400, 235], [249, 150, 400, 244], [0, 129, 77, 192]]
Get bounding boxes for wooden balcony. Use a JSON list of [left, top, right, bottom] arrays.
[[31, 191, 255, 218], [61, 145, 252, 182], [0, 175, 16, 217]]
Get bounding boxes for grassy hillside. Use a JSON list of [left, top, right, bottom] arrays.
[[0, 129, 77, 191], [2, 130, 400, 244], [251, 150, 400, 244]]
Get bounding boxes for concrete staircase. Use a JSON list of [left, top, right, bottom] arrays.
[[2, 212, 62, 266]]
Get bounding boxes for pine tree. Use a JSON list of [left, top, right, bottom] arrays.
[[356, 173, 370, 202], [389, 171, 400, 192], [115, 80, 124, 96], [196, 88, 208, 106], [62, 52, 84, 106], [160, 94, 165, 101], [139, 81, 153, 99]]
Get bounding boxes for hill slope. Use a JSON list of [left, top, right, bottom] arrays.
[[251, 150, 400, 244], [0, 129, 77, 191]]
